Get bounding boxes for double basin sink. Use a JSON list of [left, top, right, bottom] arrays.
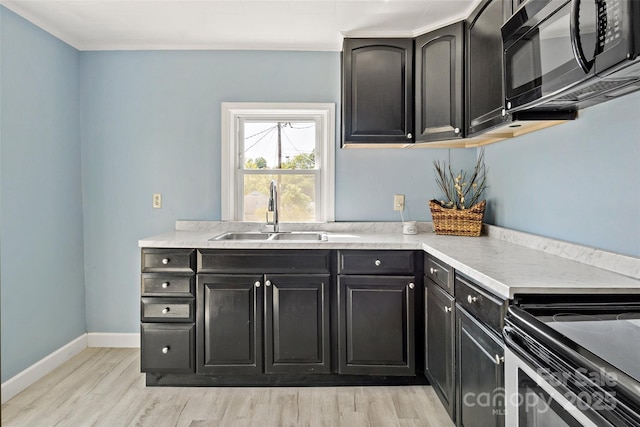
[[210, 231, 328, 242]]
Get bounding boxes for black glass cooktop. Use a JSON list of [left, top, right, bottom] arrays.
[[541, 312, 640, 382]]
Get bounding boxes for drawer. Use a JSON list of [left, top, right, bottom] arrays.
[[141, 298, 194, 322], [141, 323, 195, 373], [198, 249, 331, 274], [141, 274, 194, 297], [141, 249, 195, 273], [338, 250, 415, 275], [455, 274, 506, 333], [424, 253, 453, 294]]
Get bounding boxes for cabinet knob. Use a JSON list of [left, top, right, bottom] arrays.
[[429, 267, 436, 274], [162, 346, 170, 354], [162, 282, 170, 288], [467, 295, 478, 304], [454, 127, 460, 134], [162, 307, 170, 314], [255, 281, 261, 288], [375, 259, 381, 267], [408, 282, 415, 290], [495, 354, 504, 365], [406, 133, 413, 139], [162, 258, 170, 265], [444, 306, 452, 313], [265, 280, 272, 287]]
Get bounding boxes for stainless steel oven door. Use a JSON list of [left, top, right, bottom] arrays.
[[505, 348, 598, 427]]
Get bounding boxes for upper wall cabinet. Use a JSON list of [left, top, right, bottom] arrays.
[[342, 38, 414, 146], [341, 0, 575, 148], [415, 22, 464, 143], [465, 0, 512, 137]]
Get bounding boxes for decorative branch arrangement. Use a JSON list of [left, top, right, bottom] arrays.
[[433, 148, 487, 210]]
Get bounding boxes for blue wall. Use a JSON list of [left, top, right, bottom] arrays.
[[483, 91, 640, 257], [79, 50, 474, 333], [1, 7, 86, 382]]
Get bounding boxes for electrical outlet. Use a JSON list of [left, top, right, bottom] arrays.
[[393, 194, 405, 211], [153, 193, 162, 209]]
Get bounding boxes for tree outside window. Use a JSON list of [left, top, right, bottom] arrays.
[[241, 121, 318, 222], [221, 103, 335, 223]]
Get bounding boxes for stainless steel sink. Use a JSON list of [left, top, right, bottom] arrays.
[[210, 232, 328, 241], [211, 232, 272, 241], [269, 232, 328, 241]]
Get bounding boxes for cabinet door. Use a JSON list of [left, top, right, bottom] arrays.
[[197, 274, 263, 375], [466, 0, 510, 136], [342, 38, 414, 145], [415, 22, 464, 142], [338, 275, 416, 375], [264, 274, 331, 374], [425, 280, 455, 419], [456, 306, 505, 427]]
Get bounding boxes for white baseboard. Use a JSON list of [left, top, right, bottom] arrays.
[[1, 334, 88, 404], [87, 332, 140, 348], [2, 333, 141, 404]]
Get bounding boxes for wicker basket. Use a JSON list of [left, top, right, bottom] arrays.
[[429, 200, 486, 237]]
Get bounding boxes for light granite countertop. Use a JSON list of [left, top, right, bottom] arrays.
[[139, 221, 640, 300]]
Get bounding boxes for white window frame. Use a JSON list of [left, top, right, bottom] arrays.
[[221, 102, 335, 222]]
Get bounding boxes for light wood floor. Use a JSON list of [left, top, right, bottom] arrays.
[[2, 348, 453, 427]]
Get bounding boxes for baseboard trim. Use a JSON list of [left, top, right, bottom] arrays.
[[2, 333, 141, 404], [1, 334, 88, 404], [87, 332, 140, 348]]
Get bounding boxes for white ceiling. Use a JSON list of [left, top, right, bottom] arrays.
[[1, 0, 481, 51]]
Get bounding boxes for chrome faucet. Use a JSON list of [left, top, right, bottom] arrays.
[[266, 180, 279, 232]]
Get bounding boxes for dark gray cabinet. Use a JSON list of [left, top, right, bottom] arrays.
[[415, 22, 464, 142], [196, 250, 332, 376], [337, 250, 418, 376], [342, 38, 414, 145], [141, 247, 426, 386], [465, 0, 511, 136], [140, 248, 195, 374], [424, 253, 456, 420], [455, 274, 506, 427], [425, 279, 455, 418], [197, 274, 263, 375], [456, 307, 505, 427], [141, 323, 195, 373], [264, 274, 331, 374]]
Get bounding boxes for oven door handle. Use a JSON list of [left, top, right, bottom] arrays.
[[570, 0, 595, 73], [502, 325, 519, 349], [503, 324, 532, 359]]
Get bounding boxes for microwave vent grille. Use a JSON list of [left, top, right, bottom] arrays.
[[554, 79, 640, 102]]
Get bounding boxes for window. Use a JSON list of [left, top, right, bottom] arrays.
[[221, 103, 335, 222]]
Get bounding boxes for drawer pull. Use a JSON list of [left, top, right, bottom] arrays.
[[429, 267, 437, 274], [495, 354, 504, 365], [162, 258, 170, 265], [162, 282, 170, 288], [408, 282, 415, 290], [255, 281, 261, 288], [375, 259, 381, 267], [162, 307, 170, 314], [467, 295, 478, 304], [444, 306, 452, 313], [265, 280, 272, 287], [162, 346, 170, 354]]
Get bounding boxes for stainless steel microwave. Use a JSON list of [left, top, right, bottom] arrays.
[[502, 0, 640, 112]]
